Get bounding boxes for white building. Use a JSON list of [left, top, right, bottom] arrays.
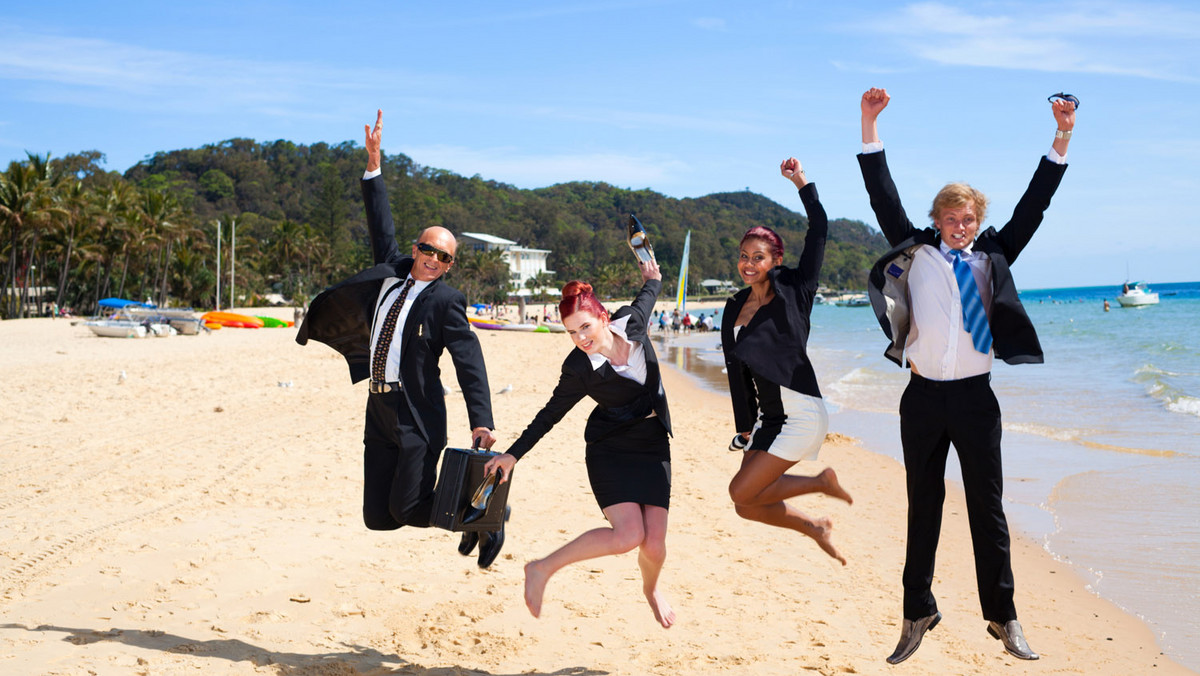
[[459, 232, 556, 297]]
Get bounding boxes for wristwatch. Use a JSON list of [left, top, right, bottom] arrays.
[[1055, 129, 1072, 140]]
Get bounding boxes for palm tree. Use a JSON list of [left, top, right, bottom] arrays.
[[0, 153, 58, 317], [48, 180, 94, 310], [137, 188, 185, 306]]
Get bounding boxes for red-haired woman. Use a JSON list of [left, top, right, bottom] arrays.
[[721, 158, 853, 564], [484, 256, 675, 627]]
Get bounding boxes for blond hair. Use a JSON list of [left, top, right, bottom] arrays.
[[929, 183, 989, 224]]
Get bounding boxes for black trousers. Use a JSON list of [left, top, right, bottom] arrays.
[[362, 391, 438, 530], [899, 372, 1017, 623]]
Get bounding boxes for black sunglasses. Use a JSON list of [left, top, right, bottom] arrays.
[[416, 241, 454, 263], [1048, 92, 1080, 109]]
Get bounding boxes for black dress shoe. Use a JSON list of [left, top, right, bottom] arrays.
[[457, 530, 479, 556], [477, 526, 504, 569], [886, 611, 941, 664], [988, 620, 1039, 660]]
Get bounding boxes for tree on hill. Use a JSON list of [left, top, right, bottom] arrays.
[[1, 137, 889, 319]]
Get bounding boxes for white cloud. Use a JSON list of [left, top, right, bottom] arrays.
[[0, 24, 396, 115], [399, 143, 691, 190], [854, 1, 1200, 82]]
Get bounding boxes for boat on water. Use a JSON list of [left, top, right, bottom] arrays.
[[833, 293, 870, 307], [1116, 281, 1159, 307]]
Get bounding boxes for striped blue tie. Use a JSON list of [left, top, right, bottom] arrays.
[[950, 249, 992, 355]]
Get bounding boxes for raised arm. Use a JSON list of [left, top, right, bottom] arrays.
[[1051, 96, 1076, 157], [780, 158, 827, 289], [365, 109, 382, 173], [857, 88, 917, 246], [993, 97, 1075, 260], [627, 255, 664, 328], [861, 87, 890, 145], [361, 109, 401, 264]]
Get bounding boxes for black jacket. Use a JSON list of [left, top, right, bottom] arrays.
[[505, 279, 671, 460], [296, 175, 493, 449], [859, 150, 1066, 367]]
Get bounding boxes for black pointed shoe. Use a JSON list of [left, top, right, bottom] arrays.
[[457, 530, 479, 556]]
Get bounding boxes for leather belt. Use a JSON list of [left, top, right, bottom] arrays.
[[369, 380, 402, 394]]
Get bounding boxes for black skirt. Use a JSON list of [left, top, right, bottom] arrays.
[[584, 416, 671, 510]]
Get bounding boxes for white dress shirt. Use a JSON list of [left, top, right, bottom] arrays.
[[905, 243, 994, 380], [586, 315, 647, 385], [370, 276, 432, 382]]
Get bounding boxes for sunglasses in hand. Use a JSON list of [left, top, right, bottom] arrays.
[[416, 242, 455, 264], [1048, 92, 1080, 109]]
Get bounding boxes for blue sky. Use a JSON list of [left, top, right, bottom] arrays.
[[2, 1, 1197, 288]]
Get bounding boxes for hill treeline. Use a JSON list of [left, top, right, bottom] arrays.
[[1, 138, 888, 318]]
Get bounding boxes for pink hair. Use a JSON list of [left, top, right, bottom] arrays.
[[740, 226, 784, 261], [559, 280, 608, 321]]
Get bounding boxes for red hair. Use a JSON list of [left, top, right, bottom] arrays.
[[740, 226, 784, 262], [559, 280, 608, 321]]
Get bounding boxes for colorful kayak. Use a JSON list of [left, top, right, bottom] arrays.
[[201, 311, 265, 328], [254, 315, 292, 328], [468, 316, 509, 330]]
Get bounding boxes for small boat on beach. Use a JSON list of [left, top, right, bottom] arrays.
[[85, 318, 147, 339], [1116, 281, 1159, 308]]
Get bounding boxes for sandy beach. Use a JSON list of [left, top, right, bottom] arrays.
[[0, 311, 1192, 675]]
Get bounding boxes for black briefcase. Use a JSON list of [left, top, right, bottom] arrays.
[[430, 446, 513, 532]]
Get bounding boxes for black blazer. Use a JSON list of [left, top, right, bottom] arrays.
[[721, 183, 827, 433], [296, 175, 493, 448], [505, 279, 671, 460], [858, 150, 1066, 367]]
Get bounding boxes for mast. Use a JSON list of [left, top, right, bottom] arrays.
[[676, 230, 691, 315]]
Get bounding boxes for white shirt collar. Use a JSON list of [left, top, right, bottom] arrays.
[[586, 315, 632, 371], [939, 240, 977, 260]]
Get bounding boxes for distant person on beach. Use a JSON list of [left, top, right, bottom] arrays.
[[720, 157, 854, 565], [296, 110, 504, 568], [857, 87, 1074, 663], [483, 256, 676, 628]]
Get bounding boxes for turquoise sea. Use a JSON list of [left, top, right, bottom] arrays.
[[653, 281, 1200, 672]]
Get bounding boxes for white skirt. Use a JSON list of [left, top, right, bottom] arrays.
[[748, 389, 828, 463]]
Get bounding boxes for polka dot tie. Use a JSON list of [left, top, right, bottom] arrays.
[[371, 278, 416, 383], [949, 249, 992, 355]]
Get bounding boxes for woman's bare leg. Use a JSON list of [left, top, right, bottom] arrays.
[[729, 451, 852, 507], [637, 505, 675, 628], [524, 502, 645, 617], [729, 451, 849, 565]]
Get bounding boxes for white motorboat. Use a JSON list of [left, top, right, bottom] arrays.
[[834, 293, 870, 307], [1116, 281, 1159, 307], [85, 319, 147, 338]]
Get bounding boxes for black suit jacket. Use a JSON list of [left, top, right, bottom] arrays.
[[721, 182, 827, 432], [505, 279, 671, 460], [859, 150, 1066, 367], [296, 175, 493, 449]]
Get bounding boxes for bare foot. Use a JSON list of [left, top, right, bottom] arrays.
[[644, 587, 676, 629], [811, 516, 847, 565], [820, 468, 853, 505], [524, 560, 550, 618]]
